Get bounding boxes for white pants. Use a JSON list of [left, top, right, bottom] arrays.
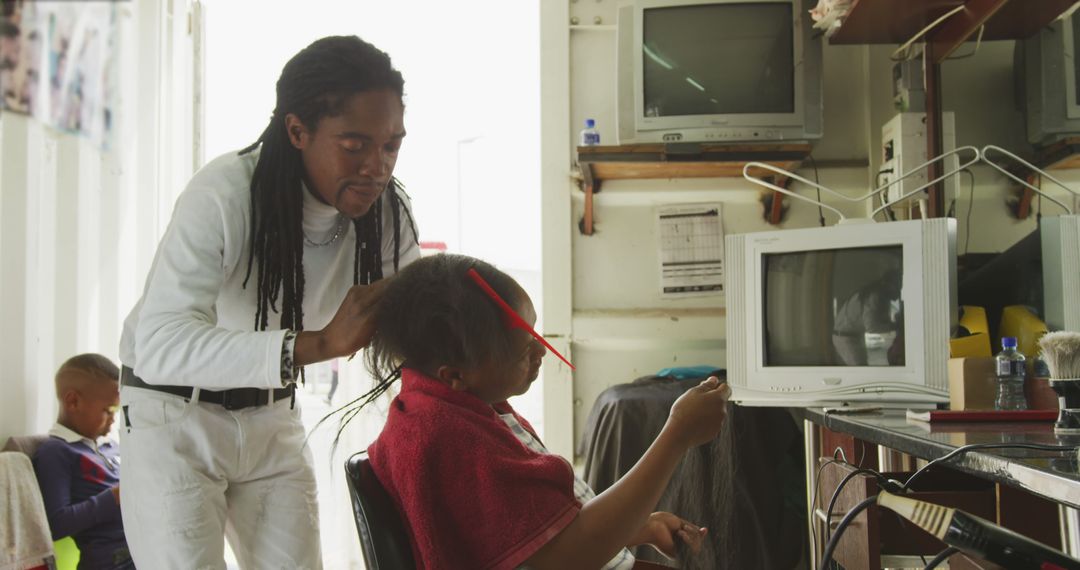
[[119, 386, 322, 570]]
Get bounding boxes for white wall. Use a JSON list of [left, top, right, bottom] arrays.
[[0, 0, 194, 443], [549, 6, 1080, 448]]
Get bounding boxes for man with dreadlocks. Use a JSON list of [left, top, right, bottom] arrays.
[[115, 36, 419, 568]]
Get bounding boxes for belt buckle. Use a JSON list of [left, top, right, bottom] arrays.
[[221, 389, 247, 411]]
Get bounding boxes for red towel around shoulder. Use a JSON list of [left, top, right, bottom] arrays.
[[368, 368, 580, 570]]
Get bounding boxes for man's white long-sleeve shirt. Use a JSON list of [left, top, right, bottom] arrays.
[[119, 149, 420, 390]]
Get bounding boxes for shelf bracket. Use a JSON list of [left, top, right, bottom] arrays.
[[764, 175, 793, 226], [1008, 172, 1039, 220], [580, 162, 599, 235]]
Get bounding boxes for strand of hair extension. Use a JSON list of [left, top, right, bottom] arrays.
[[372, 196, 384, 282], [353, 218, 362, 286], [329, 364, 404, 456], [351, 195, 385, 286], [393, 180, 420, 247], [391, 187, 402, 273]]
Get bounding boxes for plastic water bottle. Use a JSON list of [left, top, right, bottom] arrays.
[[580, 118, 600, 146], [994, 337, 1028, 411]]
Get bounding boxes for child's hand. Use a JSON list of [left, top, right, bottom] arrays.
[[665, 376, 730, 448], [630, 511, 707, 558]]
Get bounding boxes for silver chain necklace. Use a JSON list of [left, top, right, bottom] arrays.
[[304, 215, 346, 247]]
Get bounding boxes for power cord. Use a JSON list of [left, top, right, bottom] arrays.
[[1037, 174, 1043, 226], [810, 457, 842, 551], [809, 154, 824, 227], [823, 468, 899, 541], [944, 26, 985, 60], [901, 442, 1077, 491], [874, 169, 896, 222], [818, 496, 878, 567], [925, 546, 959, 569], [962, 168, 975, 255], [891, 5, 966, 61], [818, 442, 1079, 569], [810, 447, 860, 550]]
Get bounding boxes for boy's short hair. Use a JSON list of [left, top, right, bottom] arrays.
[[55, 353, 120, 398]]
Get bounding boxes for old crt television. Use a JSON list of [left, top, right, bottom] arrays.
[[1017, 9, 1080, 145], [615, 0, 823, 144], [958, 215, 1080, 337], [1041, 215, 1080, 332], [726, 219, 957, 407]]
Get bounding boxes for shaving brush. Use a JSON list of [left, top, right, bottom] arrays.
[[1038, 331, 1080, 434]]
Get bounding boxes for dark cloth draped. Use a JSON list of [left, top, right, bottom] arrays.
[[578, 373, 806, 569]]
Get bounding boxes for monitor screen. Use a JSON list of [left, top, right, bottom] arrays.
[[762, 246, 904, 367], [1073, 13, 1080, 107], [642, 3, 794, 117]]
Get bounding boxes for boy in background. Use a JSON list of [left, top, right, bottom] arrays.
[[32, 354, 132, 569]]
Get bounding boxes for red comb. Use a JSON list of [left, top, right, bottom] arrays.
[[466, 268, 575, 370]]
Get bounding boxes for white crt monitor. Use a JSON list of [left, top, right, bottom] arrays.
[[725, 218, 957, 407], [1041, 214, 1080, 333], [615, 0, 823, 144]]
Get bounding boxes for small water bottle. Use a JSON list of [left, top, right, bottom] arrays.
[[994, 337, 1028, 411], [580, 118, 600, 146]]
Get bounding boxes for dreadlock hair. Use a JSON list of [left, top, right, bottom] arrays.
[[238, 35, 418, 332], [321, 254, 525, 446]]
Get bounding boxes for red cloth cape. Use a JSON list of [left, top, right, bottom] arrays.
[[368, 368, 580, 570]]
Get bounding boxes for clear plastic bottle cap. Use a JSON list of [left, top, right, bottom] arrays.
[[585, 119, 595, 128], [1002, 337, 1018, 349]]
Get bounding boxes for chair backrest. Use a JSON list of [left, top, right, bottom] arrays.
[[345, 452, 416, 570], [3, 435, 49, 458]]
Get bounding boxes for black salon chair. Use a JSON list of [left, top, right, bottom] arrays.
[[345, 452, 416, 570]]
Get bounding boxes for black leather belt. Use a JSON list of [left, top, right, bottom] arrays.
[[121, 366, 294, 411]]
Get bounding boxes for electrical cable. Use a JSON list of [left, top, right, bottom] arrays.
[[823, 468, 897, 540], [924, 546, 959, 569], [810, 447, 858, 550], [945, 25, 985, 60], [891, 5, 966, 61], [809, 458, 843, 550], [1037, 174, 1043, 225], [873, 173, 883, 221], [902, 443, 1077, 491], [818, 496, 878, 568], [809, 154, 824, 227], [874, 168, 897, 221], [816, 442, 1078, 569], [833, 446, 850, 465], [963, 168, 975, 255]]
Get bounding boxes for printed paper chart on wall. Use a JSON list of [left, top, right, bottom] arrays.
[[657, 203, 724, 297]]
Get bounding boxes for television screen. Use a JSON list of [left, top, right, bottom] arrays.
[[642, 3, 794, 117], [1073, 14, 1080, 107], [763, 246, 904, 367]]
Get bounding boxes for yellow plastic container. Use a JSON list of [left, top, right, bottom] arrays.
[[950, 306, 991, 358], [998, 305, 1048, 358]]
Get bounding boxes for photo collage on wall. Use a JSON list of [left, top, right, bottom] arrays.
[[0, 0, 117, 148]]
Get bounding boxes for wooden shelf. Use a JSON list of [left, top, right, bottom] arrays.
[[826, 0, 1077, 216], [829, 0, 1077, 45], [575, 142, 812, 235], [994, 137, 1080, 220], [1033, 137, 1080, 171]]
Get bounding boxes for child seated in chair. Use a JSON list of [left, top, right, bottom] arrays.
[[32, 354, 133, 569], [355, 254, 730, 569]]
